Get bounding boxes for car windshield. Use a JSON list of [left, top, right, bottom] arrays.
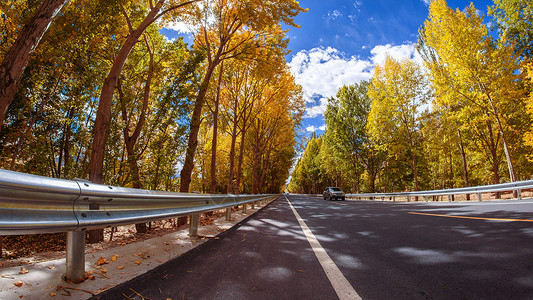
[[331, 187, 342, 191]]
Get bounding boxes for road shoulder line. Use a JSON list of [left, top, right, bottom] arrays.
[[409, 211, 533, 222], [285, 196, 361, 300]]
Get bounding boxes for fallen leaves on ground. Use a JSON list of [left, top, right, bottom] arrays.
[[85, 270, 95, 280], [1, 210, 228, 265], [19, 267, 29, 274], [116, 266, 125, 269], [97, 257, 109, 265], [13, 281, 23, 287], [132, 252, 149, 259], [199, 217, 215, 226], [111, 254, 118, 261], [2, 233, 65, 258]]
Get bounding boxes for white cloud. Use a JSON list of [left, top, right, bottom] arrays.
[[164, 20, 193, 34], [163, 36, 177, 43], [370, 43, 424, 66], [306, 125, 327, 132], [326, 10, 342, 21], [288, 47, 373, 118], [288, 43, 420, 121], [305, 97, 329, 118], [421, 0, 431, 6]]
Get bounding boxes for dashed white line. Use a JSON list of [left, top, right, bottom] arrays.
[[285, 196, 362, 300]]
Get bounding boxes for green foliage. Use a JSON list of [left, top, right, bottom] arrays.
[[490, 0, 533, 60], [0, 0, 303, 195]]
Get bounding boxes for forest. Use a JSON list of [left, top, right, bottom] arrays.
[[289, 0, 533, 195], [0, 0, 306, 197]]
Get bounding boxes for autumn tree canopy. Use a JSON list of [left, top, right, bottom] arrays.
[[0, 0, 305, 231], [289, 0, 533, 195]]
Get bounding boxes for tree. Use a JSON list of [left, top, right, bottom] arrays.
[[178, 0, 306, 193], [324, 81, 383, 193], [367, 55, 429, 194], [0, 0, 68, 129], [490, 0, 533, 60], [85, 0, 199, 243], [421, 0, 528, 184], [88, 0, 199, 187]]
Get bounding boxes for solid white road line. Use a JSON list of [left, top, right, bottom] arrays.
[[285, 196, 362, 300]]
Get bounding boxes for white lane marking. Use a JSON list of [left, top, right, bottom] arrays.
[[285, 196, 362, 300]]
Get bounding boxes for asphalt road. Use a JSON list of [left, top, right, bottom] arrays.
[[92, 195, 533, 300]]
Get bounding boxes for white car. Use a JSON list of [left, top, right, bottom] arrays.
[[323, 187, 345, 201]]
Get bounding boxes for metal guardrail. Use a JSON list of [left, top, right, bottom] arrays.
[[344, 180, 533, 201], [0, 169, 278, 282]]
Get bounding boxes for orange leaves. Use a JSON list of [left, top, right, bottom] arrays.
[[18, 267, 29, 274], [13, 281, 23, 287], [97, 257, 109, 266]]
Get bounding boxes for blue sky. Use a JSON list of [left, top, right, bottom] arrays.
[[162, 0, 495, 137], [285, 0, 495, 136]]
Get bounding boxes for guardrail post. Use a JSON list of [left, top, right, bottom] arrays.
[[517, 189, 522, 200], [251, 201, 255, 209], [242, 203, 247, 214], [65, 230, 86, 283], [448, 195, 451, 202], [189, 214, 199, 237], [407, 195, 410, 202], [226, 207, 232, 221], [424, 196, 428, 202], [478, 192, 482, 202]]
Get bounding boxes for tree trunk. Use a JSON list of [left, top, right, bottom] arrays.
[[351, 154, 360, 193], [58, 107, 74, 178], [89, 28, 148, 186], [178, 48, 221, 228], [407, 132, 419, 201], [226, 120, 238, 194], [87, 5, 164, 243], [251, 121, 261, 194], [152, 150, 162, 190], [485, 89, 516, 183], [210, 62, 223, 194], [487, 124, 501, 198], [0, 0, 67, 129], [117, 36, 154, 234], [235, 128, 246, 193], [457, 130, 470, 200], [180, 57, 220, 193]]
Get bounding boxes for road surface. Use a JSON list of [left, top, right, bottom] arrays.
[[92, 195, 533, 299]]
